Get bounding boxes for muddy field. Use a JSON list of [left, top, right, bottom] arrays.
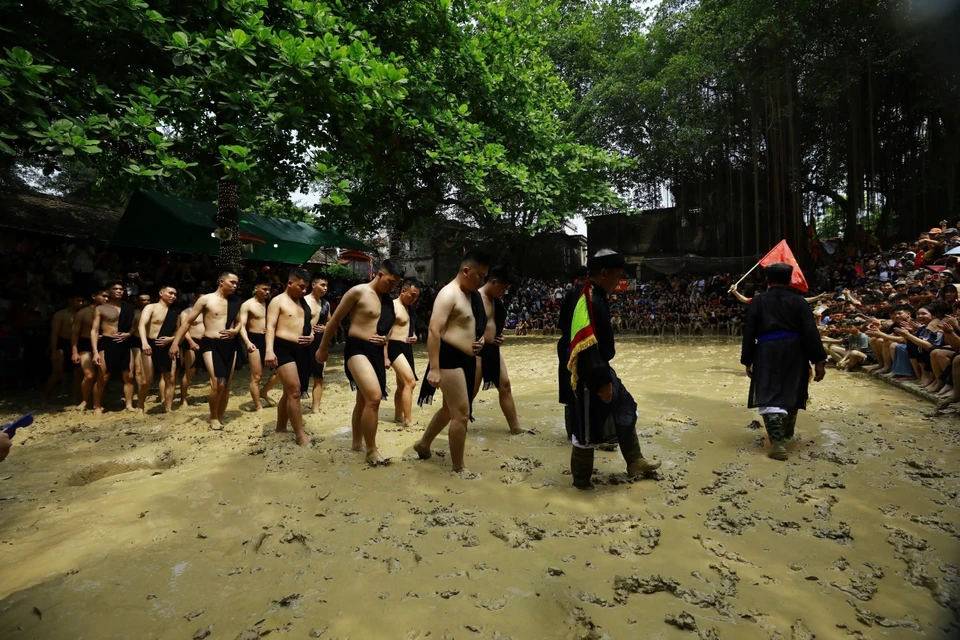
[[0, 338, 958, 639]]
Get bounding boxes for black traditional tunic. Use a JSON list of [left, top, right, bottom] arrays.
[[558, 284, 625, 446], [740, 286, 827, 411]]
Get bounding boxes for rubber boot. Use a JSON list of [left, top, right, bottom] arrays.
[[763, 413, 789, 461], [617, 420, 661, 477], [783, 411, 798, 439], [570, 446, 595, 490]]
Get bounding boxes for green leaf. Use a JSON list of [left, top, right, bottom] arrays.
[[232, 29, 250, 48], [172, 32, 190, 48]]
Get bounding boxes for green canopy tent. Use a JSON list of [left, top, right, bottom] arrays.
[[110, 190, 369, 263]]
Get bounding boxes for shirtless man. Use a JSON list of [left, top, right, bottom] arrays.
[[139, 285, 179, 412], [414, 252, 490, 473], [43, 294, 85, 404], [304, 274, 331, 414], [169, 271, 241, 429], [386, 278, 421, 427], [91, 281, 136, 413], [71, 287, 107, 411], [473, 266, 522, 434], [177, 304, 205, 405], [316, 259, 404, 464], [131, 293, 152, 406], [238, 276, 273, 412], [264, 268, 313, 446]]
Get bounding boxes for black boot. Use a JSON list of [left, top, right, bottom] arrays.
[[762, 413, 788, 460], [616, 418, 661, 477], [570, 447, 595, 490], [783, 411, 798, 439]]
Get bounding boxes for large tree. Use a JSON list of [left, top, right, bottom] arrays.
[[545, 0, 960, 255], [2, 0, 409, 269]]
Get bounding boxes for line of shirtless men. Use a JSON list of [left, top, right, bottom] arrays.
[[43, 251, 516, 473]]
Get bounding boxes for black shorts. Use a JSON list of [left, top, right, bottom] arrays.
[[478, 342, 501, 391], [248, 332, 267, 368], [344, 336, 386, 396], [274, 337, 312, 392], [148, 337, 175, 373], [417, 340, 477, 421], [199, 337, 237, 383], [101, 337, 132, 375], [76, 337, 93, 355], [387, 340, 417, 380]]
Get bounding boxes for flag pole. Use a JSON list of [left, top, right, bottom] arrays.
[[732, 260, 762, 290]]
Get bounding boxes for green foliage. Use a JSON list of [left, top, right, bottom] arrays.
[[319, 263, 364, 284], [545, 0, 960, 251]]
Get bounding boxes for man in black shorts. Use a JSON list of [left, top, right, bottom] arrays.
[[91, 281, 136, 413], [304, 273, 331, 414], [44, 293, 85, 405], [264, 268, 313, 446], [239, 276, 273, 411]]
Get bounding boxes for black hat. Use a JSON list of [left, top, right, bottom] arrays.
[[764, 262, 794, 277], [587, 250, 626, 271]]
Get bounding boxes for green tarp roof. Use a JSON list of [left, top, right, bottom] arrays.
[[110, 189, 369, 263]]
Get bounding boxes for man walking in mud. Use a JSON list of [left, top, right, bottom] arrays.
[[315, 259, 404, 464], [741, 262, 827, 460], [559, 250, 660, 490], [169, 271, 242, 430]]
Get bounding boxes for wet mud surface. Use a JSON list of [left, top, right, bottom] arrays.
[[0, 339, 958, 639]]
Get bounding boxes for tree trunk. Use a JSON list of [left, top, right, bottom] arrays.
[[216, 178, 243, 273]]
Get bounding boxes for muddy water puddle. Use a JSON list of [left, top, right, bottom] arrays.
[[0, 339, 958, 639]]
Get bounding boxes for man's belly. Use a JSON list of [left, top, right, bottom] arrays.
[[348, 317, 380, 340], [443, 325, 475, 355]]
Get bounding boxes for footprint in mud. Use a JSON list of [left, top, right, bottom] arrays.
[[66, 453, 178, 486]]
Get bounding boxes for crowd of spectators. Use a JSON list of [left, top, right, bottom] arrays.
[[812, 220, 960, 408]]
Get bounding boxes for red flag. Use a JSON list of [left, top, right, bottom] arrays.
[[759, 240, 808, 292]]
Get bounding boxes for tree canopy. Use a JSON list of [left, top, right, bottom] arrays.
[[545, 0, 959, 255], [2, 0, 624, 268]]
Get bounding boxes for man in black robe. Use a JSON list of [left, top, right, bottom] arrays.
[[559, 250, 660, 490], [741, 262, 827, 460]]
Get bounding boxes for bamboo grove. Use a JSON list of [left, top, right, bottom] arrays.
[[548, 0, 960, 255]]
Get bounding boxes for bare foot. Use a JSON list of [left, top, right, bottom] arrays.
[[393, 415, 403, 424], [452, 468, 481, 479], [351, 442, 363, 452], [508, 426, 523, 435], [276, 424, 288, 433], [366, 449, 390, 466], [75, 401, 87, 412], [261, 391, 275, 407], [210, 419, 223, 431], [403, 421, 418, 429], [253, 403, 263, 413], [93, 407, 103, 415], [413, 441, 432, 460], [296, 434, 311, 447], [312, 408, 321, 415]]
